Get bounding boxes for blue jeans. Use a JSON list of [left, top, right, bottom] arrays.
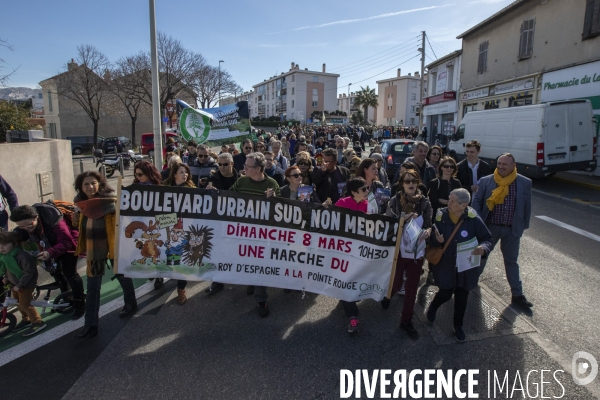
[[484, 224, 523, 296]]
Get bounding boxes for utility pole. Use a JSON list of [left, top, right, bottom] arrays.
[[418, 31, 426, 140], [149, 0, 163, 169]]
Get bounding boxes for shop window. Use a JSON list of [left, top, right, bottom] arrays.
[[583, 0, 600, 39], [484, 102, 499, 110], [519, 19, 535, 59], [478, 41, 488, 74], [510, 95, 533, 107]]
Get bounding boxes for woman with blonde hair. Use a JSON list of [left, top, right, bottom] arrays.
[[294, 151, 314, 186]]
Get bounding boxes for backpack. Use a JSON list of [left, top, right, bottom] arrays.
[[44, 200, 78, 232]]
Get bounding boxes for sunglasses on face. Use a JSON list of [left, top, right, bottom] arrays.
[[198, 154, 208, 158], [244, 147, 253, 150], [442, 164, 454, 169], [431, 153, 440, 156], [358, 186, 369, 193], [218, 163, 230, 167], [289, 174, 302, 178], [135, 172, 145, 177], [403, 179, 418, 184], [298, 162, 310, 166]]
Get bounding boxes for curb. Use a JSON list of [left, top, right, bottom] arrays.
[[549, 175, 600, 191]]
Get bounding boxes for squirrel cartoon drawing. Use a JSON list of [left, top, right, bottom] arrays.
[[125, 220, 164, 264]]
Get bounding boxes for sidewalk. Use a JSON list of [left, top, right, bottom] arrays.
[[551, 171, 600, 191]]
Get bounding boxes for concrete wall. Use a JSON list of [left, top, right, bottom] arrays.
[[0, 139, 76, 220], [460, 0, 600, 91]]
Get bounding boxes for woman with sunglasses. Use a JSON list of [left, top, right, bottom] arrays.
[[385, 170, 432, 340], [294, 151, 315, 186], [163, 163, 196, 305], [426, 145, 443, 169], [428, 156, 462, 218], [355, 158, 385, 214], [334, 177, 369, 334]]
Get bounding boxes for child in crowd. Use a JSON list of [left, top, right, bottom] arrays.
[[0, 230, 46, 336]]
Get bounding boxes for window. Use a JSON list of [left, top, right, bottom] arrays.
[[292, 75, 295, 82], [519, 19, 535, 59], [412, 81, 417, 88], [312, 76, 318, 82], [38, 93, 43, 99], [478, 41, 488, 73], [48, 123, 57, 138], [47, 91, 52, 112], [411, 93, 416, 100], [411, 106, 416, 112], [291, 87, 294, 95], [312, 101, 318, 107], [583, 0, 600, 39], [267, 105, 269, 114], [291, 100, 294, 108], [409, 118, 415, 125]]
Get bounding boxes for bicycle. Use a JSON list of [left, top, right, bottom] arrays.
[[0, 283, 73, 338]]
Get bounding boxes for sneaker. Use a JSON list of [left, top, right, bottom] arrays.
[[205, 282, 224, 294], [347, 317, 359, 334], [177, 289, 187, 305], [380, 297, 390, 310], [511, 295, 533, 308], [22, 321, 46, 337], [247, 286, 254, 296], [258, 302, 269, 317], [153, 278, 164, 290], [14, 320, 32, 331], [398, 284, 405, 296], [426, 305, 438, 323], [400, 321, 419, 340], [454, 326, 466, 342]]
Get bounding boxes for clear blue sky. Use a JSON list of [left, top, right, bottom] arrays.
[[3, 0, 513, 94]]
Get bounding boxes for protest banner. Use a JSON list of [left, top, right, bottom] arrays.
[[178, 100, 252, 147], [116, 184, 400, 302]]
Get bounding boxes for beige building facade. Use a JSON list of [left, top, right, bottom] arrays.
[[376, 69, 424, 127], [336, 92, 377, 124], [457, 0, 600, 122]]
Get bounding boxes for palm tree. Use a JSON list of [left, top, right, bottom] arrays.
[[353, 86, 378, 126]]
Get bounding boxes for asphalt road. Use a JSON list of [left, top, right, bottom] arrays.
[[1, 159, 599, 399]]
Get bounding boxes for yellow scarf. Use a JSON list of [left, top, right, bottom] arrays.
[[486, 167, 517, 211]]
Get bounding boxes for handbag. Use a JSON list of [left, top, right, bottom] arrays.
[[425, 220, 463, 265]]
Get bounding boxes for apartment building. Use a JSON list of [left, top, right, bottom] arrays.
[[251, 62, 340, 122], [337, 92, 377, 124], [457, 0, 600, 123], [423, 50, 462, 138], [376, 69, 424, 127]]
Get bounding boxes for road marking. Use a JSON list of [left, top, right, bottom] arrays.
[[0, 280, 158, 367], [536, 216, 600, 243]]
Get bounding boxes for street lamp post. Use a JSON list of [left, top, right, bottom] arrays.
[[347, 83, 352, 124], [218, 60, 224, 106]]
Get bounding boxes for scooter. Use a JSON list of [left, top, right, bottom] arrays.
[[128, 149, 143, 167], [94, 149, 122, 178]]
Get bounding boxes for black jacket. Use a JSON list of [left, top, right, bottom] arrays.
[[312, 166, 351, 204], [0, 175, 18, 229], [456, 159, 492, 196], [427, 177, 462, 216], [233, 153, 247, 172], [207, 169, 240, 190]]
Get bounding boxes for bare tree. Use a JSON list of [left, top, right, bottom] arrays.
[[190, 64, 243, 108], [110, 52, 151, 147], [55, 45, 110, 147], [0, 38, 19, 87], [139, 33, 205, 127]]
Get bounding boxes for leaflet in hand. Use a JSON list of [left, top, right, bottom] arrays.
[[298, 186, 313, 202], [374, 188, 391, 205], [367, 192, 378, 214], [400, 216, 427, 259], [456, 237, 481, 272]]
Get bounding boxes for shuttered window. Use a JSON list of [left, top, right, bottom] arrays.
[[519, 19, 535, 59], [477, 41, 488, 74], [583, 0, 600, 39]]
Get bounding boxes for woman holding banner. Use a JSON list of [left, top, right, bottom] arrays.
[[334, 177, 369, 334], [163, 163, 196, 305], [73, 171, 137, 339], [384, 169, 432, 340]]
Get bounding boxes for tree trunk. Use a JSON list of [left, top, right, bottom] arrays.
[[93, 119, 100, 148], [364, 106, 368, 125]]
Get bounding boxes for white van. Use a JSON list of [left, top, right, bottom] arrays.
[[448, 100, 597, 179]]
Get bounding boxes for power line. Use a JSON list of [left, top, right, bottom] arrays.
[[331, 39, 420, 74], [425, 34, 438, 60], [328, 35, 421, 71], [337, 47, 420, 77], [326, 53, 421, 92], [428, 37, 452, 55]]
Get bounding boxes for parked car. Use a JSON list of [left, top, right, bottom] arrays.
[[102, 136, 131, 154], [140, 132, 178, 156], [380, 139, 415, 179], [65, 135, 105, 155]]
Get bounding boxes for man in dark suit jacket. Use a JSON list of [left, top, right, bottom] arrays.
[[472, 153, 533, 309], [456, 140, 492, 198]]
